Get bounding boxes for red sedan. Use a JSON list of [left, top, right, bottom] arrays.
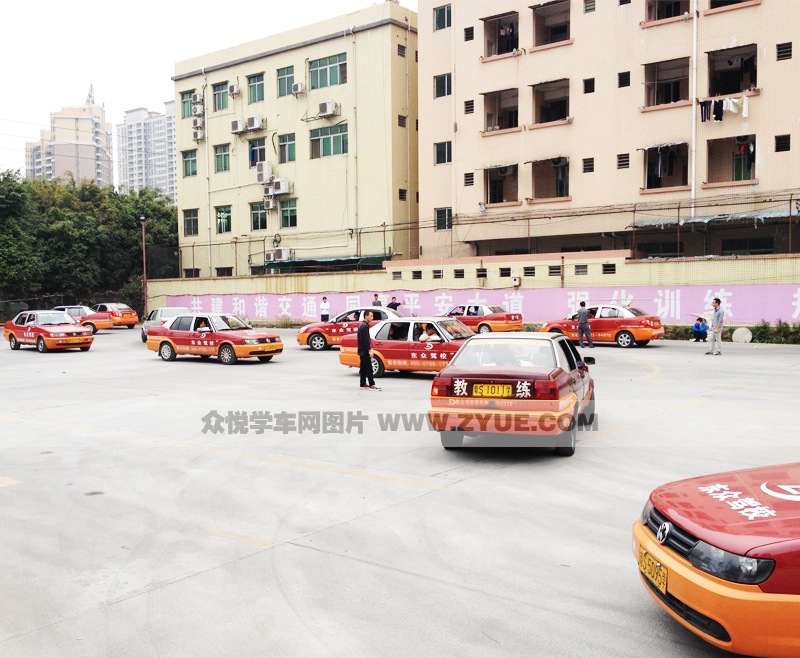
[[53, 305, 113, 334], [90, 302, 139, 329], [4, 310, 94, 353], [540, 304, 664, 347], [447, 304, 523, 333], [297, 306, 405, 351]]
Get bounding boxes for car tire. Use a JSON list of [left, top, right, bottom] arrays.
[[85, 323, 97, 335], [141, 330, 148, 343], [258, 355, 273, 362], [478, 324, 492, 334], [579, 393, 596, 428], [79, 346, 91, 352], [308, 333, 327, 351], [371, 355, 385, 378], [37, 337, 48, 353], [555, 410, 577, 457], [218, 344, 237, 365], [159, 342, 176, 361], [9, 335, 20, 350], [615, 331, 634, 348], [635, 340, 650, 347], [440, 430, 464, 449]]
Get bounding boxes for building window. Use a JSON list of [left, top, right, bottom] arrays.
[[645, 58, 689, 106], [398, 115, 407, 128], [620, 0, 631, 4], [602, 264, 616, 275], [584, 0, 596, 13], [484, 89, 518, 130], [399, 189, 407, 201], [549, 265, 562, 276], [280, 199, 297, 228], [523, 266, 535, 276], [776, 135, 791, 152], [464, 172, 474, 186], [435, 207, 452, 230], [214, 145, 230, 172], [645, 143, 689, 189], [617, 153, 630, 169], [184, 268, 200, 278], [213, 83, 228, 111], [433, 269, 444, 279], [705, 136, 755, 183], [708, 45, 756, 96], [464, 99, 474, 114], [181, 91, 194, 119], [533, 0, 570, 46], [721, 237, 773, 256], [215, 206, 231, 234], [476, 268, 487, 279], [618, 71, 631, 88], [777, 43, 793, 61], [249, 138, 266, 167], [583, 158, 594, 173], [251, 202, 267, 231], [392, 271, 402, 280], [434, 73, 452, 98], [397, 44, 407, 58], [248, 74, 264, 103], [575, 264, 588, 275], [533, 79, 569, 123], [486, 164, 518, 203], [277, 66, 294, 97], [412, 270, 422, 280], [310, 124, 348, 158], [646, 0, 689, 20], [434, 4, 451, 31], [310, 54, 347, 90], [499, 267, 511, 278], [183, 209, 198, 236], [483, 12, 519, 57], [583, 78, 595, 94], [182, 150, 197, 177], [454, 269, 465, 279], [532, 159, 569, 198], [434, 141, 452, 165], [279, 133, 296, 163], [216, 267, 233, 277], [464, 26, 474, 41]]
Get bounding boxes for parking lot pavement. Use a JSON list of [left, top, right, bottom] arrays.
[[0, 329, 797, 656]]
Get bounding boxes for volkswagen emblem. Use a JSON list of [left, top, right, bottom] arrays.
[[656, 522, 671, 544]]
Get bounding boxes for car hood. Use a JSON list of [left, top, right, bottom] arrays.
[[228, 329, 280, 339], [651, 462, 800, 554]]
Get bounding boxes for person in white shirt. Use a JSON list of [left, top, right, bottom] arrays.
[[320, 296, 330, 322]]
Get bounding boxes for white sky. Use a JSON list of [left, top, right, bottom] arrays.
[[0, 0, 418, 176]]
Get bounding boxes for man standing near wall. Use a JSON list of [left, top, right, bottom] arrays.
[[358, 310, 380, 390], [577, 301, 594, 348], [706, 298, 724, 355]]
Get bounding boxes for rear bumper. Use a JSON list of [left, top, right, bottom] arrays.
[[427, 403, 575, 436], [111, 316, 138, 326]]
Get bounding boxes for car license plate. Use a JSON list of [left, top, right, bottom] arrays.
[[639, 547, 667, 595], [68, 337, 84, 343], [472, 384, 512, 397]]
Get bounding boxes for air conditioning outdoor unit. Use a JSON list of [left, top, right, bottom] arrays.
[[192, 104, 204, 116], [193, 129, 204, 141], [191, 93, 203, 104], [257, 161, 273, 183], [192, 117, 204, 128], [228, 83, 240, 96], [246, 115, 263, 131], [291, 82, 305, 94], [263, 198, 277, 210], [551, 157, 568, 167], [264, 251, 276, 262], [231, 118, 246, 134], [272, 178, 290, 195], [263, 184, 275, 196], [275, 247, 292, 260], [318, 100, 338, 117]]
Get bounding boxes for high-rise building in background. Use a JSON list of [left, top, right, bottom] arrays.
[[25, 103, 113, 186], [117, 102, 177, 204]]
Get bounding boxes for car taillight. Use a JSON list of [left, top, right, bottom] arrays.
[[534, 380, 558, 400], [432, 376, 452, 397], [113, 311, 123, 317], [639, 319, 651, 327]]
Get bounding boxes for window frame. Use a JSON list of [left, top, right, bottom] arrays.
[[249, 138, 266, 167], [251, 202, 267, 231], [214, 144, 231, 173], [434, 4, 452, 31], [434, 73, 452, 98], [183, 209, 199, 236], [280, 199, 297, 229], [277, 66, 294, 97], [248, 73, 264, 103], [181, 91, 194, 119], [215, 205, 232, 234], [309, 54, 347, 90], [310, 124, 348, 159], [212, 82, 229, 111], [279, 133, 296, 163], [435, 207, 453, 231], [182, 150, 198, 177], [434, 141, 452, 165]]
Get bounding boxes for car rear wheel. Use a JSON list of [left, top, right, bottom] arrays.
[[615, 331, 634, 348], [159, 342, 176, 361], [258, 356, 273, 362], [635, 340, 650, 347], [440, 430, 464, 449], [218, 344, 237, 365], [141, 330, 148, 343], [371, 356, 385, 378], [478, 324, 492, 334], [548, 328, 563, 334], [37, 337, 49, 353], [79, 346, 91, 352], [85, 323, 97, 334], [308, 333, 327, 351], [9, 335, 20, 350], [555, 410, 577, 456]]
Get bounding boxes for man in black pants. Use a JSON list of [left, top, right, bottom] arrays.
[[358, 310, 380, 390]]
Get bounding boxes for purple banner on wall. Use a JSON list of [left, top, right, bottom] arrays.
[[168, 284, 800, 325]]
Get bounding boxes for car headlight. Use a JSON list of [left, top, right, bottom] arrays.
[[243, 339, 260, 345], [51, 332, 66, 337], [299, 325, 310, 333], [640, 500, 653, 525], [688, 541, 775, 584]]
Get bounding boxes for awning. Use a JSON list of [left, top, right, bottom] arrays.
[[530, 0, 569, 10], [629, 208, 790, 229], [636, 141, 687, 151]]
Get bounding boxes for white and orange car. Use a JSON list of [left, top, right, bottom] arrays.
[[90, 302, 139, 329], [446, 304, 523, 333], [297, 306, 405, 351], [4, 310, 94, 353], [540, 304, 664, 347], [52, 305, 113, 334]]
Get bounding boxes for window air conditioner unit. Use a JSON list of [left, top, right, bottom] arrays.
[[191, 93, 203, 104], [192, 117, 204, 128], [263, 184, 275, 196], [246, 115, 263, 131], [228, 83, 240, 96], [264, 198, 277, 210], [231, 119, 246, 134], [193, 129, 204, 141], [319, 100, 338, 117], [264, 251, 276, 262], [275, 247, 292, 260], [257, 161, 273, 183], [291, 82, 305, 94], [192, 104, 204, 116], [272, 178, 290, 194]]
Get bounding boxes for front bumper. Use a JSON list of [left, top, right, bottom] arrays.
[[233, 342, 283, 358], [296, 332, 309, 346], [45, 336, 94, 349]]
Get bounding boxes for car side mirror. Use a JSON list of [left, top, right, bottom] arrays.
[[581, 356, 596, 366]]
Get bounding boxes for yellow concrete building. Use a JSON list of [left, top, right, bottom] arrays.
[[173, 1, 418, 279], [417, 0, 800, 259]]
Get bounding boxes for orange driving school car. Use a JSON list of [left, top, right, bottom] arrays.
[[4, 310, 94, 353], [540, 304, 664, 347], [446, 304, 524, 333], [90, 303, 138, 329], [52, 305, 113, 333], [297, 306, 405, 351], [146, 313, 283, 364], [339, 317, 473, 377], [633, 463, 800, 657], [428, 333, 595, 451]]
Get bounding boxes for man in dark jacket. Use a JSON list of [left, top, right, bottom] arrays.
[[358, 310, 380, 390]]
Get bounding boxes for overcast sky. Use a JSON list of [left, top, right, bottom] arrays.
[[0, 0, 418, 176]]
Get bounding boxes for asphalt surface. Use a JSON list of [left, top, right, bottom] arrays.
[[1, 328, 798, 657]]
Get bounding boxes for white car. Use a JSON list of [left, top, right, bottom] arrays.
[[141, 307, 191, 342]]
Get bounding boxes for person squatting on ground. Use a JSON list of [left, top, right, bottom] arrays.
[[693, 317, 708, 342]]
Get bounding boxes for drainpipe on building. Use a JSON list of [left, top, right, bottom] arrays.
[[560, 256, 565, 288], [790, 194, 794, 254], [404, 14, 412, 263], [201, 72, 212, 276], [690, 0, 698, 221]]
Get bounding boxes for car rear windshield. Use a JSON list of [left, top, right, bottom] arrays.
[[488, 306, 505, 313], [109, 303, 133, 311], [451, 339, 555, 368], [626, 307, 647, 316]]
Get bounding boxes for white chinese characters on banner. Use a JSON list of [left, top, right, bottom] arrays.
[[210, 297, 224, 314], [404, 293, 421, 315], [434, 292, 454, 316], [654, 289, 681, 320], [467, 293, 488, 306], [345, 295, 361, 310], [190, 297, 203, 312], [610, 290, 634, 307], [705, 288, 734, 318], [567, 291, 589, 315], [253, 296, 269, 318], [302, 296, 317, 318], [278, 297, 292, 317], [503, 292, 524, 314], [793, 288, 800, 320], [231, 297, 246, 317]]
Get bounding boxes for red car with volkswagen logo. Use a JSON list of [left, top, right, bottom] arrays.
[[446, 304, 523, 333], [540, 304, 664, 347], [633, 462, 800, 657], [4, 310, 94, 353], [297, 306, 405, 351]]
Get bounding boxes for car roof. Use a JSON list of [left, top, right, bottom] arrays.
[[19, 310, 67, 314], [375, 316, 457, 323], [465, 332, 560, 342]]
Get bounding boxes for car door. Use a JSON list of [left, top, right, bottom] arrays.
[[591, 306, 617, 343], [168, 315, 195, 354], [189, 316, 216, 356], [16, 313, 34, 344], [373, 320, 411, 368], [554, 337, 584, 407], [330, 310, 360, 344]]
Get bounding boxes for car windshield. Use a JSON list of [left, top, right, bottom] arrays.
[[162, 308, 190, 318], [451, 339, 555, 368], [438, 319, 474, 340], [488, 306, 505, 313], [626, 307, 647, 316], [212, 315, 249, 331], [36, 312, 77, 326]]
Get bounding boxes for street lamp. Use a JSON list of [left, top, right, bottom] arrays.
[[139, 214, 148, 317]]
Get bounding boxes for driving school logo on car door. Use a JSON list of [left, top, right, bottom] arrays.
[[760, 483, 800, 502]]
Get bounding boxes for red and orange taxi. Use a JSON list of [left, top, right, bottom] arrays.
[[297, 306, 405, 351], [429, 333, 595, 450], [447, 304, 523, 333], [90, 302, 139, 329], [53, 305, 113, 333], [339, 317, 473, 377], [633, 463, 800, 657], [540, 304, 664, 347], [4, 310, 94, 353], [146, 312, 282, 364]]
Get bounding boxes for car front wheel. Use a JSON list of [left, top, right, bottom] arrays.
[[308, 333, 327, 351], [37, 337, 49, 353], [85, 323, 97, 334], [258, 355, 273, 362], [218, 344, 238, 365], [79, 346, 91, 352], [615, 331, 634, 348], [9, 335, 20, 350], [478, 324, 492, 334], [126, 325, 135, 329], [141, 330, 148, 343], [159, 342, 176, 361]]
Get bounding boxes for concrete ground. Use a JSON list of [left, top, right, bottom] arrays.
[[0, 328, 798, 657]]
